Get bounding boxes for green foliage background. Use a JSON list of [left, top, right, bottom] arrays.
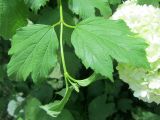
[[0, 0, 160, 120]]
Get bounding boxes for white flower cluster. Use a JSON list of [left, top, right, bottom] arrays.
[[7, 93, 24, 117], [112, 0, 160, 103]]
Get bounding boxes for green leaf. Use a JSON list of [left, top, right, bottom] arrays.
[[25, 97, 75, 120], [109, 0, 121, 5], [71, 17, 149, 80], [41, 87, 73, 117], [7, 24, 58, 82], [137, 0, 160, 7], [56, 109, 75, 120], [24, 97, 54, 120], [87, 80, 105, 98], [17, 117, 23, 120], [105, 80, 123, 96], [132, 108, 160, 120], [68, 0, 112, 19], [24, 0, 49, 13], [30, 84, 53, 103], [0, 0, 28, 39], [25, 97, 42, 120], [37, 7, 60, 25], [117, 98, 133, 112], [88, 94, 116, 120]]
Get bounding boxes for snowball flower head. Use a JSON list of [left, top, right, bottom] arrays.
[[112, 0, 160, 103]]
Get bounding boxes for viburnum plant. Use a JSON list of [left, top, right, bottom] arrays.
[[1, 0, 160, 119], [113, 0, 160, 104]]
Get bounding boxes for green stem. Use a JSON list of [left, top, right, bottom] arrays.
[[58, 0, 94, 87], [67, 72, 96, 82], [59, 0, 66, 73], [67, 78, 79, 92], [60, 22, 67, 73], [52, 21, 60, 27], [63, 22, 76, 28], [59, 0, 68, 89], [59, 0, 63, 22]]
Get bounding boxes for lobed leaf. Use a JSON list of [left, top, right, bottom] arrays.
[[68, 0, 112, 19], [24, 0, 49, 13], [71, 17, 149, 80], [8, 24, 58, 82]]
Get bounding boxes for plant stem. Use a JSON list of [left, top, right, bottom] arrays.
[[58, 0, 95, 87], [59, 0, 66, 73], [52, 21, 60, 27], [67, 72, 96, 83], [59, 0, 68, 89], [60, 21, 68, 77], [60, 23, 67, 73], [59, 0, 63, 22], [63, 22, 76, 28]]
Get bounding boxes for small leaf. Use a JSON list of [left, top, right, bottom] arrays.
[[71, 17, 149, 80], [24, 0, 49, 13], [69, 0, 112, 19], [41, 87, 73, 117], [8, 24, 58, 82]]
